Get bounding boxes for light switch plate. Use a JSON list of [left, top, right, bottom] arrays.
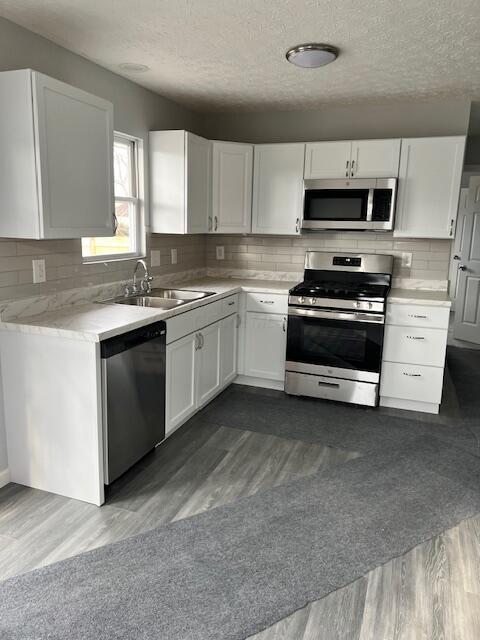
[[216, 246, 225, 260], [171, 248, 177, 265], [32, 259, 46, 283], [151, 249, 160, 267]]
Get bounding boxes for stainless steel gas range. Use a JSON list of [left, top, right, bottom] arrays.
[[285, 251, 393, 407]]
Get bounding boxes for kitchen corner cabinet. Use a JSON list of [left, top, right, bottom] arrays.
[[252, 143, 305, 235], [150, 130, 211, 234], [394, 136, 466, 239], [0, 69, 114, 239], [305, 139, 400, 179], [211, 141, 253, 233]]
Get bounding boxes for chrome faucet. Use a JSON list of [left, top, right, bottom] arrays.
[[124, 259, 153, 296]]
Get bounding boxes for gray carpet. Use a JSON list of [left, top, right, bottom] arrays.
[[197, 347, 480, 458], [1, 435, 480, 640]]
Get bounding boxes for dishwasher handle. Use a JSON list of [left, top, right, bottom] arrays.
[[101, 321, 166, 358]]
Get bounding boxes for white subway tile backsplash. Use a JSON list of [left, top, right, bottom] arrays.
[[206, 232, 452, 282]]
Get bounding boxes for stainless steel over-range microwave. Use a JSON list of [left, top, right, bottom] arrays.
[[302, 178, 397, 231]]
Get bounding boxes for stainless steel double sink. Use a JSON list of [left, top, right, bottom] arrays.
[[103, 288, 216, 310]]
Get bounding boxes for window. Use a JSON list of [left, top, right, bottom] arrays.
[[82, 134, 143, 260]]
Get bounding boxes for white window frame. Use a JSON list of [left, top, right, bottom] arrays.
[[82, 132, 145, 263]]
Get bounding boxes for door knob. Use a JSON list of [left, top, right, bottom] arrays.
[[458, 264, 467, 271]]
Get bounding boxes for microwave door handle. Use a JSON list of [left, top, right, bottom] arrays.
[[366, 188, 374, 221]]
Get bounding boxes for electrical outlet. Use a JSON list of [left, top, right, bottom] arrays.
[[151, 249, 160, 267], [400, 252, 412, 268], [216, 246, 225, 260], [32, 259, 46, 283], [171, 248, 177, 265]]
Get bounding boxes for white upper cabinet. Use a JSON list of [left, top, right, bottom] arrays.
[[0, 69, 114, 239], [252, 143, 305, 235], [304, 139, 400, 179], [350, 139, 401, 178], [150, 130, 211, 234], [394, 136, 466, 239], [211, 141, 253, 234], [305, 141, 352, 179]]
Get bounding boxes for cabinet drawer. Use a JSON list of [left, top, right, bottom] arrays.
[[167, 295, 239, 344], [380, 362, 444, 404], [246, 292, 288, 314], [386, 303, 450, 329], [222, 294, 239, 315], [383, 326, 447, 367]]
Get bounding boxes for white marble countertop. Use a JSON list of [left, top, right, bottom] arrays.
[[0, 277, 297, 343], [388, 288, 452, 307], [0, 276, 453, 342]]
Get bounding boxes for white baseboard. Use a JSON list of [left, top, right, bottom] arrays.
[[234, 375, 285, 391], [0, 467, 11, 489], [380, 396, 439, 414]]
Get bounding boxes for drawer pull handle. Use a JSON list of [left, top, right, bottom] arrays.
[[403, 372, 422, 377], [318, 380, 340, 389], [260, 300, 274, 304], [406, 335, 425, 340], [408, 314, 427, 319], [227, 301, 235, 306]]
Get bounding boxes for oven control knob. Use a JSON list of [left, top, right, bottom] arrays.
[[368, 302, 373, 309], [309, 297, 316, 305], [354, 301, 360, 308], [299, 296, 305, 304]]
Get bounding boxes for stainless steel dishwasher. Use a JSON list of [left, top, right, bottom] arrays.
[[101, 321, 166, 484]]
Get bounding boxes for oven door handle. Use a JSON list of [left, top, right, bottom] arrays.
[[288, 306, 385, 324]]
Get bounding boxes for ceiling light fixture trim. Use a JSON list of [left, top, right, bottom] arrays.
[[286, 43, 339, 68]]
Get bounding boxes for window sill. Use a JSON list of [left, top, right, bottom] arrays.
[[82, 253, 146, 265]]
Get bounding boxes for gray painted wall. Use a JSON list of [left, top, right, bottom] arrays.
[[0, 17, 203, 475], [201, 99, 471, 143]]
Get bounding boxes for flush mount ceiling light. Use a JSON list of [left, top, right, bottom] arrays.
[[118, 63, 150, 73], [286, 43, 339, 68]]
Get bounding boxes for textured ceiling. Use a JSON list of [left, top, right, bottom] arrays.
[[1, 0, 480, 113]]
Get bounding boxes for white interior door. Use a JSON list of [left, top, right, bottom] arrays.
[[449, 187, 469, 306], [454, 176, 480, 344]]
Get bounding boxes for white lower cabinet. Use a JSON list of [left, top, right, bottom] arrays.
[[165, 304, 239, 435], [165, 332, 197, 434], [196, 321, 221, 407], [220, 314, 238, 386], [380, 302, 449, 414], [244, 312, 287, 381]]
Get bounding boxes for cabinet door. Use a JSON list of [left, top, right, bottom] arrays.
[[185, 132, 211, 234], [395, 136, 465, 239], [220, 314, 238, 387], [196, 322, 221, 407], [33, 72, 114, 239], [165, 332, 197, 434], [351, 139, 400, 178], [304, 141, 352, 179], [212, 142, 253, 233], [244, 312, 287, 381], [252, 144, 305, 235]]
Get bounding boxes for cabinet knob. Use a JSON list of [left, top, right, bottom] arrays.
[[458, 264, 467, 271]]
